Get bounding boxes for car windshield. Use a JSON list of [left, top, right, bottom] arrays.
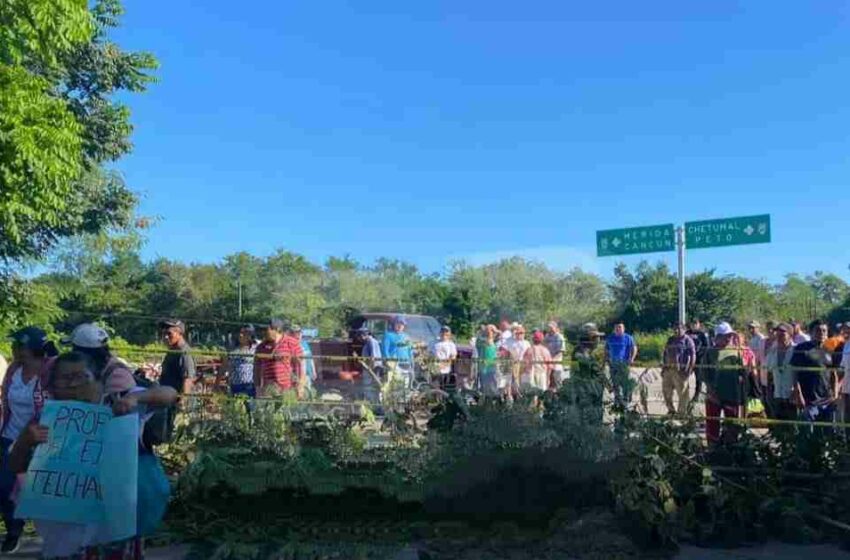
[[352, 315, 441, 344], [404, 317, 441, 343], [365, 318, 387, 339]]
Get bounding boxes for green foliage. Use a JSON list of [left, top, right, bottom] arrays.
[[0, 0, 92, 67], [161, 373, 850, 556], [0, 0, 153, 333], [443, 259, 611, 337], [23, 249, 850, 350], [0, 274, 64, 339], [610, 262, 677, 331], [0, 65, 85, 259], [633, 332, 668, 363], [612, 413, 850, 549]]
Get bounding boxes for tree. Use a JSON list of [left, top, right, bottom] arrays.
[[777, 274, 819, 323], [684, 270, 736, 325], [1, 0, 154, 261], [610, 262, 677, 332], [807, 272, 849, 308], [1, 0, 155, 332], [0, 65, 87, 260], [0, 0, 92, 66]]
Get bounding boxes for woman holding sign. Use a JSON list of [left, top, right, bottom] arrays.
[[10, 352, 177, 560], [0, 327, 58, 554]]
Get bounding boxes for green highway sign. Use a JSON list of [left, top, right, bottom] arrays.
[[596, 224, 675, 257], [685, 214, 771, 250]]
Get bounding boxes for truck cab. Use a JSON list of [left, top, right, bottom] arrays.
[[309, 313, 473, 399]]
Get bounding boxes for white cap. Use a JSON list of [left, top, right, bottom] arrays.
[[714, 322, 734, 336], [64, 323, 109, 349]]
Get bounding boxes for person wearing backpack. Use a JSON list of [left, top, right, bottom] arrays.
[[704, 322, 756, 445], [64, 323, 136, 395], [64, 323, 174, 449], [10, 351, 177, 559]]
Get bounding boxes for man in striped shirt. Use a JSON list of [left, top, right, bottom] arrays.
[[254, 318, 304, 397]]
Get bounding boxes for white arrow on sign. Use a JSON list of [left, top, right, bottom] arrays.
[[612, 237, 622, 248]]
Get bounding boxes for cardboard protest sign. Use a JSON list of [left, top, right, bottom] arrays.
[[17, 400, 139, 541]]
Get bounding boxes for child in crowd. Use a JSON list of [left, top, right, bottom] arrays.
[[9, 351, 177, 560]]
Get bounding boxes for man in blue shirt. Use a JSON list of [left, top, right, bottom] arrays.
[[605, 321, 638, 408], [382, 315, 415, 389]]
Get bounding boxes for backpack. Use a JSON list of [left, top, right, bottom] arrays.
[[101, 360, 174, 449], [133, 373, 175, 449], [707, 348, 748, 405]]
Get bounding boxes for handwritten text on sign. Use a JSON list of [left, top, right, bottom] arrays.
[[17, 400, 138, 540]]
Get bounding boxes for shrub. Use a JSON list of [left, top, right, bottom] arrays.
[[634, 332, 670, 363]]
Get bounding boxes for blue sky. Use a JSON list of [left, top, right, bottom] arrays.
[[114, 1, 850, 282]]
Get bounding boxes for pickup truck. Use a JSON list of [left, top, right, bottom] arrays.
[[310, 313, 474, 400]]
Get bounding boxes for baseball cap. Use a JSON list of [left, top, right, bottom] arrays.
[[440, 325, 451, 333], [289, 324, 302, 333], [775, 323, 793, 334], [547, 321, 559, 329], [393, 315, 408, 326], [8, 327, 49, 351], [580, 323, 604, 336], [268, 318, 285, 331], [747, 320, 761, 328], [714, 322, 734, 336], [159, 319, 185, 333], [63, 323, 109, 349], [354, 326, 370, 334]]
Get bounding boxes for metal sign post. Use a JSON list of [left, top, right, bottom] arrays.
[[676, 226, 686, 326], [597, 215, 771, 327]]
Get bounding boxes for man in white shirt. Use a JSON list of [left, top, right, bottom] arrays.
[[432, 325, 458, 389], [747, 320, 768, 390], [506, 324, 531, 400], [765, 323, 797, 420]]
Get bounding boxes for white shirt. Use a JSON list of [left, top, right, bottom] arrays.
[[793, 333, 811, 345], [2, 367, 37, 441], [0, 354, 7, 385], [499, 330, 513, 349], [841, 344, 850, 395], [766, 344, 795, 399], [432, 341, 458, 375], [507, 338, 531, 362]]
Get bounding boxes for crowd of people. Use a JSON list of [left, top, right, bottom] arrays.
[[1, 314, 849, 557], [662, 318, 850, 443], [0, 323, 178, 560]]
